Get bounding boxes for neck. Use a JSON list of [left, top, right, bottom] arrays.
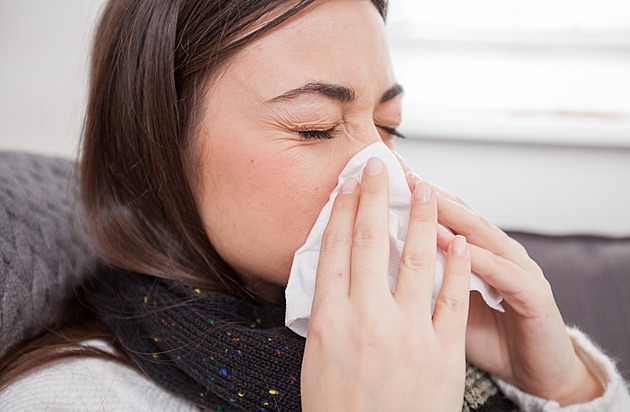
[[241, 275, 286, 305]]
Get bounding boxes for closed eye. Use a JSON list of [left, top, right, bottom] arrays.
[[377, 125, 405, 138], [297, 125, 405, 140], [297, 127, 336, 140]]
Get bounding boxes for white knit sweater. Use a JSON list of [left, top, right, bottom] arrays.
[[0, 328, 628, 411]]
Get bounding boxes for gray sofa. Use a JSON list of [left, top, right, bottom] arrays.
[[1, 151, 629, 380]]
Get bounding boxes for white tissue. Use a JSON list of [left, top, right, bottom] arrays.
[[285, 142, 504, 337]]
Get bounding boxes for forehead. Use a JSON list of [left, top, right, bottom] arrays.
[[215, 0, 394, 102]]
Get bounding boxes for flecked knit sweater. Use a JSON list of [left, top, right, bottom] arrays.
[[1, 272, 628, 411], [1, 329, 628, 411]]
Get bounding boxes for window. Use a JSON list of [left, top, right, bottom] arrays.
[[387, 0, 630, 147]]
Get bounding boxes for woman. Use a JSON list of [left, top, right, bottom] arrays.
[[0, 0, 628, 410]]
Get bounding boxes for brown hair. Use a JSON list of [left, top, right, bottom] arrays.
[[1, 0, 387, 390]]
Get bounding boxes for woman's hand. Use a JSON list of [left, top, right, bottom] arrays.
[[397, 159, 604, 406], [301, 158, 471, 412]]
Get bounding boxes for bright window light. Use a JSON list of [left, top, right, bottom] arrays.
[[387, 0, 630, 147]]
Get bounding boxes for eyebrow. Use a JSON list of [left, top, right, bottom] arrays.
[[267, 81, 403, 104], [380, 83, 404, 104]]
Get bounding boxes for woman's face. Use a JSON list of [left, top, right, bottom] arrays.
[[196, 0, 402, 291]]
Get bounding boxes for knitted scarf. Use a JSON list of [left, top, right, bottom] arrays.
[[94, 269, 519, 411]]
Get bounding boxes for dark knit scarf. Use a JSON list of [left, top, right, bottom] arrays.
[[94, 269, 519, 411]]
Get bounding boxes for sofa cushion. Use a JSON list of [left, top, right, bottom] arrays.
[[0, 152, 96, 359], [509, 231, 630, 380]]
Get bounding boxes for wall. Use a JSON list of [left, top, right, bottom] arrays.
[[0, 0, 104, 157], [397, 138, 630, 236], [1, 0, 628, 236]]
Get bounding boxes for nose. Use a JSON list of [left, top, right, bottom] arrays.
[[323, 120, 396, 195], [346, 120, 391, 159]]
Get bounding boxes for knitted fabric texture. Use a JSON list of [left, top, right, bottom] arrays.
[[0, 152, 95, 359], [95, 270, 518, 411]]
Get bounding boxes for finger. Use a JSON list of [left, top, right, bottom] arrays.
[[436, 223, 456, 251], [436, 192, 533, 269], [432, 185, 477, 213], [464, 242, 552, 316], [395, 181, 437, 317], [393, 151, 477, 214], [394, 152, 472, 240], [433, 236, 471, 342], [437, 224, 549, 315], [350, 157, 391, 301], [312, 178, 360, 310], [393, 152, 477, 244], [393, 151, 421, 193]]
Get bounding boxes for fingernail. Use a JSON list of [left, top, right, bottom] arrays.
[[341, 178, 358, 194], [452, 235, 467, 256], [405, 170, 422, 180], [365, 158, 383, 176], [413, 181, 432, 203]]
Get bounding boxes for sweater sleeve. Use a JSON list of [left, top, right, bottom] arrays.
[[0, 340, 198, 412], [493, 327, 630, 412]]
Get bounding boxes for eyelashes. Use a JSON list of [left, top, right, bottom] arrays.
[[377, 125, 405, 139], [297, 125, 405, 140], [297, 127, 336, 140]]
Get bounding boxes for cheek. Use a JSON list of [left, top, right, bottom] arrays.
[[198, 136, 340, 285], [246, 148, 337, 244]]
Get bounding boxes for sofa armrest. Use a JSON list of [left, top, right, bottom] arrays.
[[0, 152, 97, 358], [508, 231, 630, 380]]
